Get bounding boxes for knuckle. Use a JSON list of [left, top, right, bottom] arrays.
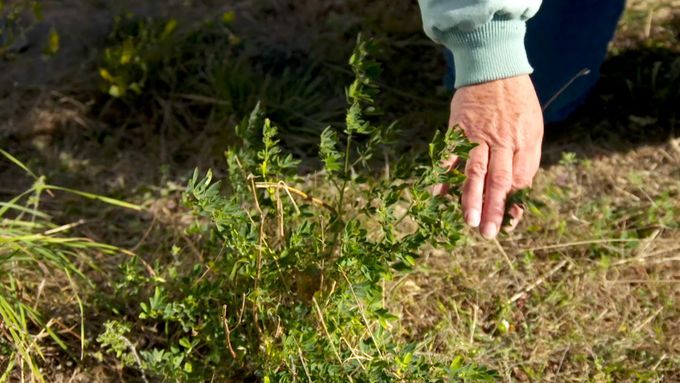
[[485, 203, 507, 220], [487, 171, 512, 190], [512, 175, 533, 189], [466, 162, 487, 178]]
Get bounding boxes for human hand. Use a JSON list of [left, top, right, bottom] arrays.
[[438, 75, 544, 239]]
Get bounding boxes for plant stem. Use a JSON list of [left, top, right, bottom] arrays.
[[329, 132, 353, 258], [337, 132, 353, 219], [312, 297, 353, 383]]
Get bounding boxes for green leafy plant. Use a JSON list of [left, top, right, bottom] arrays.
[[99, 36, 493, 381], [0, 150, 140, 382], [96, 11, 342, 147], [98, 13, 182, 98]]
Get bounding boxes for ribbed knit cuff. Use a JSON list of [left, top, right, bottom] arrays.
[[441, 19, 533, 88]]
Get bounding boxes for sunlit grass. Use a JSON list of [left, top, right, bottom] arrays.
[[0, 150, 140, 382]]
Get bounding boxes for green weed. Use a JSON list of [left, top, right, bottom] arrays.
[[96, 12, 344, 150], [97, 36, 492, 382], [98, 13, 183, 98]]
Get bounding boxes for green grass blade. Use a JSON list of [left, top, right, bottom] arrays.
[[44, 185, 143, 211], [0, 295, 45, 383], [0, 149, 38, 179], [0, 188, 35, 218], [0, 353, 17, 382], [0, 203, 51, 219]]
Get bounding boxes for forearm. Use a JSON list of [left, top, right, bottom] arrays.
[[418, 0, 542, 88]]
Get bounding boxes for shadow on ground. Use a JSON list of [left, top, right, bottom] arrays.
[[542, 46, 679, 165]]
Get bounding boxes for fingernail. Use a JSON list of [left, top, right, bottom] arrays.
[[481, 223, 498, 239], [465, 209, 481, 227], [503, 219, 516, 233]]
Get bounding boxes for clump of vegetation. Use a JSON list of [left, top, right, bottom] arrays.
[[96, 11, 343, 146], [0, 150, 139, 382], [96, 36, 492, 381], [98, 14, 180, 98]]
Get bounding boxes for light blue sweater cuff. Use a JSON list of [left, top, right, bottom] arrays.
[[440, 19, 533, 88]]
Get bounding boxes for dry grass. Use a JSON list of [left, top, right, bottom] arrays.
[[389, 138, 680, 382], [614, 0, 680, 50]]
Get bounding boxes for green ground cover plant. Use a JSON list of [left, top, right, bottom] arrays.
[[95, 36, 495, 382]]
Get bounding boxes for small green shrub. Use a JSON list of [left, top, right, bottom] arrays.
[[99, 36, 494, 382]]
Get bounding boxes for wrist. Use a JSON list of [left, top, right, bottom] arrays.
[[440, 19, 533, 88]]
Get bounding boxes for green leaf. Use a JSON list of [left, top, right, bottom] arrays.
[[120, 39, 134, 65], [31, 2, 43, 20], [179, 338, 191, 349], [222, 11, 236, 24], [161, 19, 178, 40], [45, 27, 59, 55], [234, 103, 264, 160], [319, 127, 343, 176], [108, 85, 122, 98]]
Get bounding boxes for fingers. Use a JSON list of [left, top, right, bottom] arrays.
[[461, 143, 489, 227], [447, 75, 544, 238], [432, 183, 449, 196], [503, 204, 524, 232], [480, 148, 513, 239], [512, 148, 540, 192], [500, 148, 540, 232], [441, 154, 460, 171], [461, 145, 540, 238]]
